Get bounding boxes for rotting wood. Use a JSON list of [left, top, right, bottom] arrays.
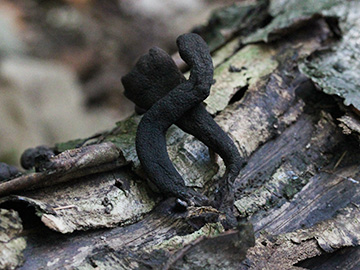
[[338, 113, 360, 142], [1, 0, 360, 269], [0, 169, 157, 234], [237, 204, 360, 270], [299, 1, 360, 111]]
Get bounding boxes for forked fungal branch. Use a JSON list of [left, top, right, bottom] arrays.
[[122, 33, 244, 226]]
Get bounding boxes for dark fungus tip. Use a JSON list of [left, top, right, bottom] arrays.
[[20, 145, 54, 170], [176, 33, 210, 67], [0, 162, 20, 182], [176, 33, 213, 87]]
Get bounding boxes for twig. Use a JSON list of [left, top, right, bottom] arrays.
[[333, 151, 347, 170], [0, 142, 126, 196], [53, 205, 76, 211]]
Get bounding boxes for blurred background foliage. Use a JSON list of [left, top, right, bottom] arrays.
[[0, 0, 239, 165]]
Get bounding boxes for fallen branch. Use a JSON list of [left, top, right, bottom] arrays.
[[0, 142, 126, 196]]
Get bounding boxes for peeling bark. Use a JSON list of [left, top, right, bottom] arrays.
[[1, 0, 360, 269], [0, 142, 126, 196], [238, 205, 360, 269]]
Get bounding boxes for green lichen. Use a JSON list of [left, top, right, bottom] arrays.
[[244, 0, 344, 43], [299, 1, 360, 110], [148, 222, 224, 252], [235, 167, 308, 217], [104, 115, 140, 163], [282, 174, 305, 200], [205, 44, 278, 114]]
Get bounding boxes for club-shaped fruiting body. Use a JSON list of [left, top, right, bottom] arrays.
[[122, 33, 244, 216]]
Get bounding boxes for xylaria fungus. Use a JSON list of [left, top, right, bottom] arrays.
[[122, 33, 244, 228], [0, 162, 21, 182], [20, 145, 55, 171]]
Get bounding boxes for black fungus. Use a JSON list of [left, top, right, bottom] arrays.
[[20, 145, 54, 171], [0, 162, 21, 182], [122, 33, 244, 227]]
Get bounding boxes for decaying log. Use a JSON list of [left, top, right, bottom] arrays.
[[1, 0, 360, 269]]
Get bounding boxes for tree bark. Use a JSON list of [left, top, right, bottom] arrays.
[[1, 0, 360, 269]]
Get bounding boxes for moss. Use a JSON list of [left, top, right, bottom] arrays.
[[282, 175, 304, 200], [55, 138, 88, 153]]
